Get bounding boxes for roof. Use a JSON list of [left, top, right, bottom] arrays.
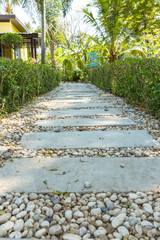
[[0, 14, 30, 33]]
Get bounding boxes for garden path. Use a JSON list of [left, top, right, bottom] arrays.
[[0, 83, 160, 239], [0, 82, 159, 193]]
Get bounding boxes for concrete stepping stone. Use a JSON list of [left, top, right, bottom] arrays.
[[42, 102, 114, 109], [35, 117, 136, 127], [0, 157, 160, 193], [42, 99, 110, 104], [59, 90, 98, 93], [55, 96, 108, 100], [58, 86, 94, 91], [21, 130, 157, 149], [37, 108, 123, 117], [56, 92, 99, 96]]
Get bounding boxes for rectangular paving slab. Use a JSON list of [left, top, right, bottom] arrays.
[[21, 130, 158, 149], [58, 86, 94, 92], [0, 157, 160, 193], [56, 92, 99, 96], [51, 97, 108, 101], [59, 90, 98, 93], [42, 99, 107, 104], [43, 102, 114, 109], [37, 108, 123, 117], [35, 117, 136, 127]]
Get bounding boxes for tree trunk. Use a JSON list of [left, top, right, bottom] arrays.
[[108, 48, 118, 63], [41, 0, 46, 64], [50, 40, 56, 67]]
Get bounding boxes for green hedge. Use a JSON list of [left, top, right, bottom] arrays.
[[88, 58, 160, 118], [0, 58, 62, 113]]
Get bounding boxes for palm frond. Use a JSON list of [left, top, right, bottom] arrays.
[[61, 0, 73, 17], [83, 8, 105, 40], [119, 48, 147, 58]]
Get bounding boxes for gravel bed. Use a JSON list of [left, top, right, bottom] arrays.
[[0, 191, 160, 239]]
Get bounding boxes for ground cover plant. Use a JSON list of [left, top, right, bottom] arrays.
[[88, 58, 160, 118], [0, 58, 62, 113]]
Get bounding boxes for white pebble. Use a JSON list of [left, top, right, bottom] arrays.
[[14, 219, 24, 232], [49, 225, 62, 235], [91, 208, 101, 216], [129, 193, 138, 199], [111, 213, 126, 228], [16, 210, 27, 219], [118, 226, 129, 237], [65, 210, 72, 221], [73, 211, 84, 219], [143, 203, 153, 214], [40, 221, 49, 228], [35, 228, 46, 238], [9, 231, 22, 239], [0, 213, 11, 224], [63, 233, 81, 240]]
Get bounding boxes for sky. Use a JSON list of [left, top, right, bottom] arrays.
[[13, 0, 95, 34]]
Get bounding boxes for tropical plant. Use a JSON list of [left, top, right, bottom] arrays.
[[46, 0, 62, 67], [83, 0, 160, 62], [131, 29, 160, 57], [55, 18, 96, 67], [0, 0, 20, 14], [22, 0, 73, 64], [61, 0, 73, 17]]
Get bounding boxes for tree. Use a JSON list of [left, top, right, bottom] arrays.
[[61, 0, 73, 17], [0, 0, 20, 14], [22, 0, 73, 64], [46, 0, 62, 67], [54, 18, 94, 66], [83, 0, 160, 62]]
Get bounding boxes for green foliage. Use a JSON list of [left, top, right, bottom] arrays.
[[61, 0, 73, 17], [0, 0, 20, 14], [0, 58, 61, 113], [132, 29, 160, 57], [88, 58, 160, 118], [0, 33, 23, 50], [61, 58, 86, 82], [62, 59, 73, 81], [83, 0, 160, 62]]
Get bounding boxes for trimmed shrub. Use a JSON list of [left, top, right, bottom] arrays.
[[88, 58, 160, 118], [0, 33, 23, 49], [0, 58, 62, 113]]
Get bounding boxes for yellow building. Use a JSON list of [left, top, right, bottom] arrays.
[[0, 15, 41, 60]]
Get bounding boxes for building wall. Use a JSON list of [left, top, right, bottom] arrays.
[[0, 22, 12, 32]]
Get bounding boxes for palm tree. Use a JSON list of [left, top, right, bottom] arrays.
[[61, 0, 72, 17], [0, 0, 20, 14], [45, 0, 61, 67], [22, 0, 73, 64], [83, 0, 159, 62]]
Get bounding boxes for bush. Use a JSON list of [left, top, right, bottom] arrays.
[[88, 58, 160, 118], [0, 58, 62, 113], [0, 33, 23, 49]]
